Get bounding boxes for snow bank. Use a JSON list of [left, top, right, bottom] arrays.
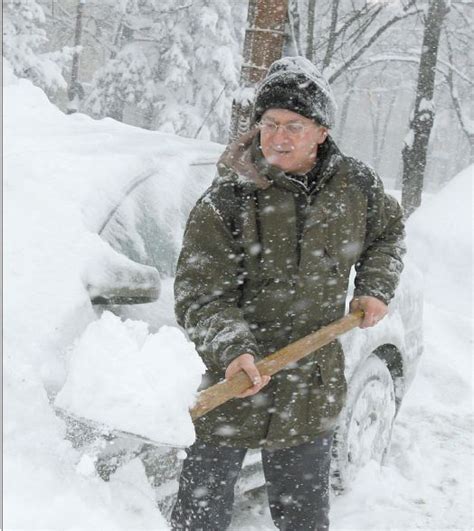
[[403, 165, 473, 417], [406, 164, 473, 316], [3, 60, 218, 529], [55, 312, 205, 447]]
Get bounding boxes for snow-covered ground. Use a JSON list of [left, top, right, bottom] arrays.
[[4, 65, 473, 530]]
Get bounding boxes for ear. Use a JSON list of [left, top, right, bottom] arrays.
[[317, 127, 329, 145]]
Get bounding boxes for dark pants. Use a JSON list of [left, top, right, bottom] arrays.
[[170, 432, 333, 531]]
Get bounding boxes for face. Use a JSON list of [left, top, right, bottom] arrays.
[[258, 108, 328, 174]]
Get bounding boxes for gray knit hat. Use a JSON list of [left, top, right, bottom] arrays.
[[254, 56, 337, 128]]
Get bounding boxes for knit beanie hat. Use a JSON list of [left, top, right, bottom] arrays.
[[253, 56, 337, 128]]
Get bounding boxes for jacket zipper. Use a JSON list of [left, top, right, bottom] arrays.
[[295, 188, 312, 267]]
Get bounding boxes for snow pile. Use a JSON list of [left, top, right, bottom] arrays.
[[55, 312, 205, 446]]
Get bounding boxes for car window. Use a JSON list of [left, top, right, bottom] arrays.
[[99, 161, 216, 277]]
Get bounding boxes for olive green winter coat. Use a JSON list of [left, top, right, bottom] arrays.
[[174, 129, 405, 450]]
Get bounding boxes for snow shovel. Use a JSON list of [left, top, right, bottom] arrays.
[[190, 309, 364, 420], [56, 310, 364, 449]]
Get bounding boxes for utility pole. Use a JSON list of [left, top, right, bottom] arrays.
[[229, 0, 289, 141], [67, 0, 86, 114]]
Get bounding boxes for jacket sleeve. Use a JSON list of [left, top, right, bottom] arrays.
[[353, 170, 406, 305], [174, 192, 260, 373]]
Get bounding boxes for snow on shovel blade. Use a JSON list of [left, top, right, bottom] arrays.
[[54, 312, 206, 448]]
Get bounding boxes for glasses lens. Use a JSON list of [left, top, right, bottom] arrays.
[[258, 121, 306, 136], [259, 121, 277, 133], [286, 123, 305, 135]]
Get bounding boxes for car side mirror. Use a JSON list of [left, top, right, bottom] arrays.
[[83, 245, 161, 305]]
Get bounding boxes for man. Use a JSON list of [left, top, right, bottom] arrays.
[[171, 56, 405, 530]]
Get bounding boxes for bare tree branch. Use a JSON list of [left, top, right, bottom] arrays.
[[334, 4, 377, 40], [452, 3, 472, 27], [314, 3, 380, 62], [324, 5, 385, 70], [347, 5, 384, 45], [444, 31, 473, 147], [348, 53, 473, 85], [328, 2, 423, 84]]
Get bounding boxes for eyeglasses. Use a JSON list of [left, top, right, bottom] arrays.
[[257, 119, 313, 136]]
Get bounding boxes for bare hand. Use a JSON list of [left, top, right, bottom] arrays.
[[350, 296, 388, 329], [225, 353, 271, 398]]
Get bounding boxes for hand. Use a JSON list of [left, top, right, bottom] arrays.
[[225, 353, 271, 398], [350, 296, 388, 329]]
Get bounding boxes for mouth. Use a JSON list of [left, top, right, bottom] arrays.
[[271, 148, 292, 155]]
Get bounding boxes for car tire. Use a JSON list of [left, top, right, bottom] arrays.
[[331, 354, 396, 492]]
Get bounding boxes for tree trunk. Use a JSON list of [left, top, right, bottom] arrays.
[[322, 0, 340, 69], [284, 0, 301, 56], [335, 71, 361, 144], [67, 0, 86, 114], [229, 0, 289, 141], [306, 0, 317, 61], [401, 0, 449, 217], [376, 90, 397, 175]]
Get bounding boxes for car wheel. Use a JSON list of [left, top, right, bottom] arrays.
[[331, 354, 396, 492]]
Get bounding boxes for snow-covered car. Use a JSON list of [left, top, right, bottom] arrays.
[[71, 139, 423, 512]]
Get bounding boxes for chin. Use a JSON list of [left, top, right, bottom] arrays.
[[265, 153, 294, 172]]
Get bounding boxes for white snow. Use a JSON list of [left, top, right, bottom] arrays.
[[404, 128, 415, 148], [55, 312, 205, 447], [418, 97, 434, 112], [4, 59, 473, 530]]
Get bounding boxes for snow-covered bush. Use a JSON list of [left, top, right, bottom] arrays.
[[86, 45, 156, 122], [84, 0, 245, 141], [3, 0, 73, 93]]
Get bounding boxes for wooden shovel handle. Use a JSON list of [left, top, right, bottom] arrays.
[[190, 310, 364, 421]]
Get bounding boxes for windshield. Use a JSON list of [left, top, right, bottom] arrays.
[[99, 161, 216, 277]]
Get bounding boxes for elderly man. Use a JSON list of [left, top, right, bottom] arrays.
[[171, 56, 405, 530]]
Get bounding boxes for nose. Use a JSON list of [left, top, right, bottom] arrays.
[[273, 125, 291, 141], [271, 127, 295, 150]]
